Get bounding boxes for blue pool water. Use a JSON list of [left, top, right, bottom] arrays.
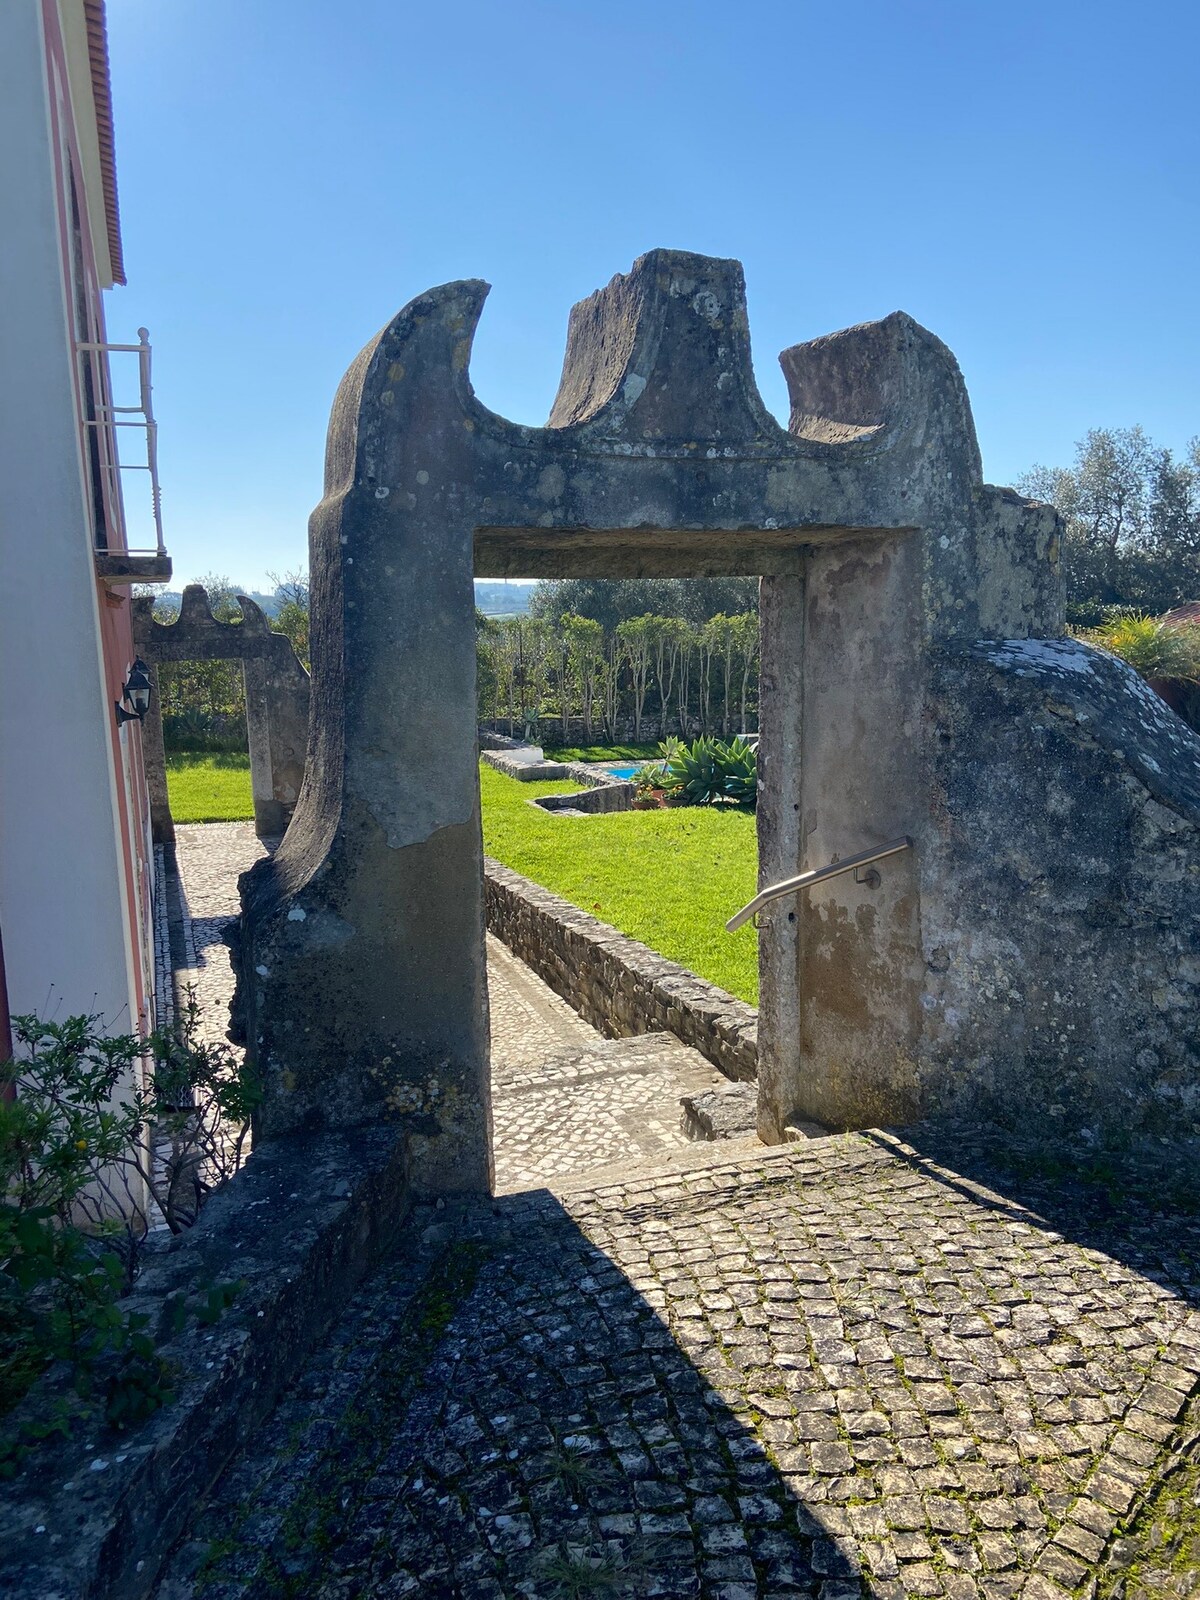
[[605, 764, 642, 781]]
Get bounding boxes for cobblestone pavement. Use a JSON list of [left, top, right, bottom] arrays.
[[167, 824, 745, 1193], [169, 822, 269, 1043], [154, 1132, 1200, 1600]]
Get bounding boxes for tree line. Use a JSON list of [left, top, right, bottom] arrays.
[[477, 612, 760, 743], [155, 422, 1199, 751], [1018, 427, 1200, 623]]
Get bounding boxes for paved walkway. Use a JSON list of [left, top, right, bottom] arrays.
[[155, 1132, 1200, 1600], [154, 825, 1200, 1598], [165, 823, 747, 1192]]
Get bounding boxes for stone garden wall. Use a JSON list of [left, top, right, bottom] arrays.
[[483, 859, 757, 1082]]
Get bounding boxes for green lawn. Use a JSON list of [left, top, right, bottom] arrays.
[[480, 761, 758, 1002], [541, 742, 663, 763], [166, 752, 254, 823], [163, 752, 760, 1002]]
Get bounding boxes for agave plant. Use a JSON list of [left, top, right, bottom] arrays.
[[720, 735, 758, 806], [661, 735, 757, 808]]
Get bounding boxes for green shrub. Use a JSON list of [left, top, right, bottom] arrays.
[[660, 735, 757, 808], [0, 998, 260, 1447], [1082, 613, 1200, 683]]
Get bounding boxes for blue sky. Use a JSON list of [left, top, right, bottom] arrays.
[[106, 0, 1199, 591]]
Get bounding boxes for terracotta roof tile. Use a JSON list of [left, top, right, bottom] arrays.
[[83, 0, 124, 286]]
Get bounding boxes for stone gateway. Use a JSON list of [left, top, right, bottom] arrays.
[[234, 248, 1200, 1194]]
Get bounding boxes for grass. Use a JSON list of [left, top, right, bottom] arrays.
[[162, 751, 760, 1002], [165, 751, 254, 823], [480, 761, 758, 1002], [541, 742, 663, 762]]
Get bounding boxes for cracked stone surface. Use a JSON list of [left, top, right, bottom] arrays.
[[167, 823, 750, 1193], [152, 1133, 1200, 1599]]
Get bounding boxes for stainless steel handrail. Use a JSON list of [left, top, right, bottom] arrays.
[[726, 837, 914, 932]]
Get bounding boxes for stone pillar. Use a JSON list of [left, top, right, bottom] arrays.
[[142, 661, 173, 844], [755, 575, 803, 1144]]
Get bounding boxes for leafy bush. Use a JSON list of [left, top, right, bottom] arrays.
[[1081, 613, 1200, 683], [0, 998, 260, 1444], [660, 735, 757, 808]]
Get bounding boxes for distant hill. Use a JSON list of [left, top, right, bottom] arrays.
[[155, 581, 534, 619], [473, 581, 534, 616], [153, 589, 282, 617]]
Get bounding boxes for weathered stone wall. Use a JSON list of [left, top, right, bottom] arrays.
[[916, 638, 1200, 1135], [531, 779, 633, 814], [483, 859, 757, 1081], [0, 1128, 409, 1600]]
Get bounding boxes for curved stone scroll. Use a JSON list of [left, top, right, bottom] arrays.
[[234, 248, 1074, 1195]]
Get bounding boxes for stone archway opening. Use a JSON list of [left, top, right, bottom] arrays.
[[134, 585, 310, 845]]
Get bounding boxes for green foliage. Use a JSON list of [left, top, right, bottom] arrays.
[[1019, 427, 1200, 614], [478, 608, 759, 740], [272, 600, 310, 670], [480, 761, 758, 1003], [660, 735, 758, 808], [1081, 613, 1200, 682], [0, 1001, 260, 1451], [529, 576, 758, 631]]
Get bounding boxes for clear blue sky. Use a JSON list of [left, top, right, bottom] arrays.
[[106, 0, 1199, 592]]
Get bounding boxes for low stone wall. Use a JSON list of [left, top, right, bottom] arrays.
[[481, 746, 570, 780], [0, 1129, 410, 1600], [483, 859, 757, 1082], [531, 784, 633, 819]]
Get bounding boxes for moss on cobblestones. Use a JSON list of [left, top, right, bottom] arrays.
[[155, 1136, 1200, 1599], [191, 1230, 491, 1596], [1096, 1395, 1200, 1599]]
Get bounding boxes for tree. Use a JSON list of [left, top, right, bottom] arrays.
[[1018, 429, 1200, 620], [267, 567, 310, 610], [266, 568, 311, 669], [729, 612, 759, 732], [560, 614, 604, 742], [673, 621, 694, 737], [616, 615, 655, 741], [530, 576, 758, 632]]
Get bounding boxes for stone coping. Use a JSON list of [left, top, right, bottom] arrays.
[[483, 858, 758, 1083], [0, 1128, 410, 1600]]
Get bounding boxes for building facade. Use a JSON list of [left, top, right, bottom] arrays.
[[0, 0, 168, 1046]]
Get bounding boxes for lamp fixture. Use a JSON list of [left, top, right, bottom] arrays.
[[115, 657, 152, 726]]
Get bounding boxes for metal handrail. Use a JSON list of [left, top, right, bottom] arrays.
[[726, 836, 913, 932]]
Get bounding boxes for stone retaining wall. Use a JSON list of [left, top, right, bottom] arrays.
[[0, 1129, 410, 1600], [483, 859, 757, 1082]]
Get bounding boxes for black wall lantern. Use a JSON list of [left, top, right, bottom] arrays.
[[115, 657, 152, 726]]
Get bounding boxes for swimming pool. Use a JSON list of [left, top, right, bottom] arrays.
[[604, 764, 642, 781]]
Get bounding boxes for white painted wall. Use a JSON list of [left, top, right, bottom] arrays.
[[0, 1, 140, 1035]]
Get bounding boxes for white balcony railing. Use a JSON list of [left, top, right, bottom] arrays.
[[75, 328, 166, 560]]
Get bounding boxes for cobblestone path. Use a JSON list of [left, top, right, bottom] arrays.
[[156, 826, 1200, 1598], [155, 1131, 1200, 1600], [165, 823, 746, 1191]]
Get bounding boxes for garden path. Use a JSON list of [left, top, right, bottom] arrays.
[[153, 827, 1200, 1599], [163, 823, 748, 1193]]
